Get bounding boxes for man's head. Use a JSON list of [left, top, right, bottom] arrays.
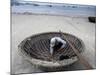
[[50, 37, 66, 55]]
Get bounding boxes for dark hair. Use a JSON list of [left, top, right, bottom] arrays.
[[53, 40, 63, 51]]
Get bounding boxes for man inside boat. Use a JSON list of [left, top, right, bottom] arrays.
[[50, 37, 66, 55]]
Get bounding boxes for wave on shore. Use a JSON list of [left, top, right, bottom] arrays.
[[11, 0, 96, 17]]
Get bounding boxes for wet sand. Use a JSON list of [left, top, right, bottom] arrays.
[[11, 14, 96, 74]]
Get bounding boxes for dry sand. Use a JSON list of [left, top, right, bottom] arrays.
[[11, 14, 96, 74]]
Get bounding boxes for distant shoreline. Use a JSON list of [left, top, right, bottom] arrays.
[[11, 12, 96, 18], [11, 1, 96, 17]]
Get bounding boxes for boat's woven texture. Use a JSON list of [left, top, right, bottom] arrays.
[[18, 32, 84, 62]]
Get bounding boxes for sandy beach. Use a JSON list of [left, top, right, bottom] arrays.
[[11, 14, 96, 74]]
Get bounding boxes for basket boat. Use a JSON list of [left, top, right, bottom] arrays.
[[18, 32, 85, 71]]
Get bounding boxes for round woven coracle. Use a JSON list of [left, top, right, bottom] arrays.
[[18, 32, 85, 71]]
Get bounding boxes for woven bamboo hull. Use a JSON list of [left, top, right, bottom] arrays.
[[18, 32, 85, 71]]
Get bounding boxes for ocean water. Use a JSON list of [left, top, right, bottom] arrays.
[[11, 1, 96, 17]]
